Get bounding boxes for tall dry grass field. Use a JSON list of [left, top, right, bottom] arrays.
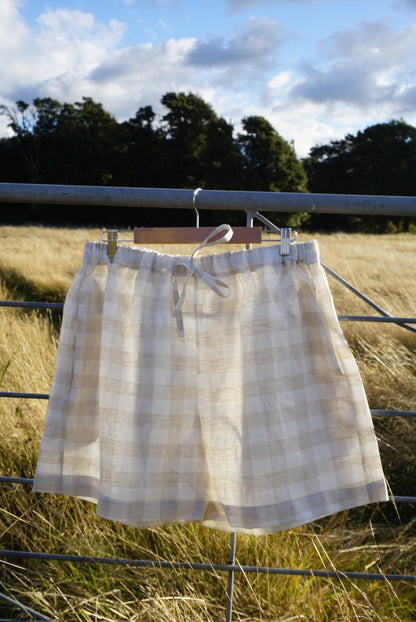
[[0, 226, 416, 621]]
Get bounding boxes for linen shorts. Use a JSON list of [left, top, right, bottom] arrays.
[[33, 235, 388, 534]]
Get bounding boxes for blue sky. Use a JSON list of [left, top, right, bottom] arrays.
[[1, 0, 416, 157]]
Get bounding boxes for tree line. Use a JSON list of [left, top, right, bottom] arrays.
[[1, 92, 416, 231]]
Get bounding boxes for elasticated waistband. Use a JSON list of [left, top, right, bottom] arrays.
[[82, 239, 319, 276]]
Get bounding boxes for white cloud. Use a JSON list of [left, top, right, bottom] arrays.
[[261, 19, 416, 154], [186, 17, 285, 68], [293, 21, 416, 107], [87, 38, 202, 119], [0, 2, 226, 123], [247, 18, 416, 156], [0, 1, 125, 105], [322, 19, 415, 65], [0, 1, 31, 90]]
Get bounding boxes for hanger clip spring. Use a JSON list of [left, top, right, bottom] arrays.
[[106, 229, 119, 258], [280, 228, 292, 256]]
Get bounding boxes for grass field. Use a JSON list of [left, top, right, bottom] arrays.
[[0, 226, 416, 621]]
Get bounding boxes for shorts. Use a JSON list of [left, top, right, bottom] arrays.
[[33, 232, 388, 534]]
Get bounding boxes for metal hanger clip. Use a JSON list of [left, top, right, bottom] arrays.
[[280, 228, 292, 256]]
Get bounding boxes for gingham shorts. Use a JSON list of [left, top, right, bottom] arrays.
[[33, 231, 388, 534]]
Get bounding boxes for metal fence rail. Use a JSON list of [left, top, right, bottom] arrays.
[[1, 548, 416, 582], [1, 182, 416, 215], [1, 183, 416, 621]]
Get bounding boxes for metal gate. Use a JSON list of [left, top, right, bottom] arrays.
[[1, 183, 416, 621]]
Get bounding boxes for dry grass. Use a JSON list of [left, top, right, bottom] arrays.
[[1, 226, 416, 621]]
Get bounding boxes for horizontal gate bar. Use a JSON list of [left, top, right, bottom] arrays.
[[1, 183, 416, 215], [0, 549, 415, 582], [338, 316, 416, 323], [0, 392, 49, 399], [0, 301, 64, 311], [0, 477, 34, 484], [371, 410, 416, 417]]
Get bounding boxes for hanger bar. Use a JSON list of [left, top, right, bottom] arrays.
[[133, 226, 261, 244], [1, 183, 416, 216]]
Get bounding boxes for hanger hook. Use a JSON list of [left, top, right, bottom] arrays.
[[193, 188, 202, 228]]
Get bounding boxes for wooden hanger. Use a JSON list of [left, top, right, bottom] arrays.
[[133, 189, 261, 244], [104, 188, 294, 257], [133, 226, 261, 244]]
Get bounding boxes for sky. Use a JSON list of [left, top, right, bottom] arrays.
[[1, 0, 416, 158]]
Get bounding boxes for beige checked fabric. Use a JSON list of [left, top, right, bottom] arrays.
[[33, 231, 388, 534]]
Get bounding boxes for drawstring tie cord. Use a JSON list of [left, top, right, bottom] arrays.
[[172, 224, 233, 337]]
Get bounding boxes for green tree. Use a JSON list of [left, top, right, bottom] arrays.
[[0, 100, 41, 181], [114, 105, 163, 188], [305, 120, 416, 197], [49, 97, 119, 185], [237, 116, 308, 193], [237, 115, 309, 228], [0, 97, 119, 186], [200, 116, 244, 191], [159, 91, 221, 188], [304, 120, 416, 231]]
